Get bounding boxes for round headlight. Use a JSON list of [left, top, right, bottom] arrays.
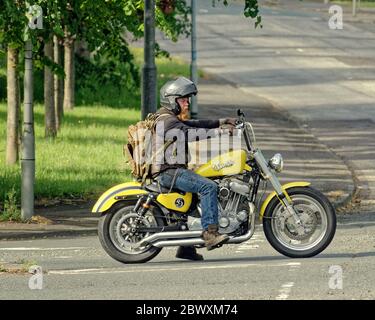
[[269, 153, 284, 172]]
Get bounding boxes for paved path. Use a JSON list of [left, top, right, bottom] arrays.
[[197, 77, 354, 207], [156, 0, 375, 213]]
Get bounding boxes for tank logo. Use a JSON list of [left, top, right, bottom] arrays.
[[175, 198, 185, 208], [212, 160, 235, 171]]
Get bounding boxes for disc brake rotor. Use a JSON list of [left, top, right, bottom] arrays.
[[284, 204, 318, 240], [117, 213, 152, 243], [110, 211, 155, 254]]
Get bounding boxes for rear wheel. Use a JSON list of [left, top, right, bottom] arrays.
[[98, 202, 165, 264], [263, 187, 336, 258]]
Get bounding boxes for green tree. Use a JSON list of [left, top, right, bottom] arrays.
[[0, 0, 27, 165], [1, 0, 262, 148], [54, 35, 64, 130]]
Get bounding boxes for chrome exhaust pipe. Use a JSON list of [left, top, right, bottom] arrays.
[[153, 233, 250, 248], [134, 230, 202, 248], [154, 238, 205, 248], [154, 204, 257, 248], [153, 224, 255, 248], [136, 204, 257, 249]]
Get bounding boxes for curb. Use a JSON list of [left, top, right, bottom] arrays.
[[0, 228, 98, 241]]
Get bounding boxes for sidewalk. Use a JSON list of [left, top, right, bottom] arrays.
[[0, 205, 99, 240], [0, 76, 355, 241]]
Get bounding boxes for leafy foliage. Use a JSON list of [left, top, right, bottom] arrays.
[[74, 53, 140, 107], [155, 0, 191, 41], [1, 0, 262, 90], [0, 0, 28, 48], [0, 187, 21, 222], [214, 0, 262, 28]]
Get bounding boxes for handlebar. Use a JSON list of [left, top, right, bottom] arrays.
[[235, 108, 256, 150]]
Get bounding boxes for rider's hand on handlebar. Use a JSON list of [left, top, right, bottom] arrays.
[[219, 118, 236, 136], [219, 118, 237, 126], [219, 125, 235, 136]]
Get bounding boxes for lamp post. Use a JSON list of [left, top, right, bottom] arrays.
[[190, 0, 198, 119], [21, 39, 35, 221], [21, 4, 42, 220], [353, 0, 357, 16], [141, 0, 157, 120]]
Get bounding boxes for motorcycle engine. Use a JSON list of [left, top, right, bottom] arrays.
[[217, 177, 253, 234], [187, 176, 253, 234]]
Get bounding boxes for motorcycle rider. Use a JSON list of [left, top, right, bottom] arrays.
[[153, 76, 236, 260]]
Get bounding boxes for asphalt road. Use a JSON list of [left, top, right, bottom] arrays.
[[1, 213, 374, 300]]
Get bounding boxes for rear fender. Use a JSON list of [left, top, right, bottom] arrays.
[[92, 182, 148, 213]]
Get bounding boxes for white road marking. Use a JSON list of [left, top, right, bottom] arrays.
[[286, 262, 301, 267], [241, 239, 264, 244], [48, 262, 301, 275], [234, 234, 265, 253], [235, 245, 259, 253], [276, 282, 295, 300], [0, 247, 90, 251], [275, 262, 301, 299], [237, 243, 260, 247]]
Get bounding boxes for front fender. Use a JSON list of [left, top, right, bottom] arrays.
[[92, 182, 148, 213], [259, 182, 311, 219]]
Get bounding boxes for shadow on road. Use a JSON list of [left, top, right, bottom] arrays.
[[149, 251, 375, 266]]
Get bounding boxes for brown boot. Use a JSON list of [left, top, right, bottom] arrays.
[[202, 224, 229, 251]]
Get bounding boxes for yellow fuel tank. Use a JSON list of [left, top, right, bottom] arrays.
[[194, 149, 248, 177]]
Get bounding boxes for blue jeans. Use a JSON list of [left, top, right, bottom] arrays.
[[158, 168, 218, 230]]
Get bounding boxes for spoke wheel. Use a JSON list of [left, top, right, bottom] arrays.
[[109, 210, 157, 255], [271, 195, 327, 251], [98, 202, 165, 264], [263, 187, 336, 258]]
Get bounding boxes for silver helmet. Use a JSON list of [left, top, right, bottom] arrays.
[[159, 76, 198, 115]]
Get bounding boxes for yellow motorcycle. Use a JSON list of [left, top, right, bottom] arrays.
[[92, 110, 336, 263]]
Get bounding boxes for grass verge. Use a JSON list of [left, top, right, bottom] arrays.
[[0, 48, 194, 210], [0, 259, 39, 274], [0, 105, 139, 206]]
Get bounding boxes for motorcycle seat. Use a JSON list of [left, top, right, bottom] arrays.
[[144, 181, 186, 195]]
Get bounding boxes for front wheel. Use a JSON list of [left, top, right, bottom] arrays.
[[98, 202, 165, 264], [263, 187, 336, 258]]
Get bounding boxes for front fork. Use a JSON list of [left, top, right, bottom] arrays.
[[253, 149, 305, 234]]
